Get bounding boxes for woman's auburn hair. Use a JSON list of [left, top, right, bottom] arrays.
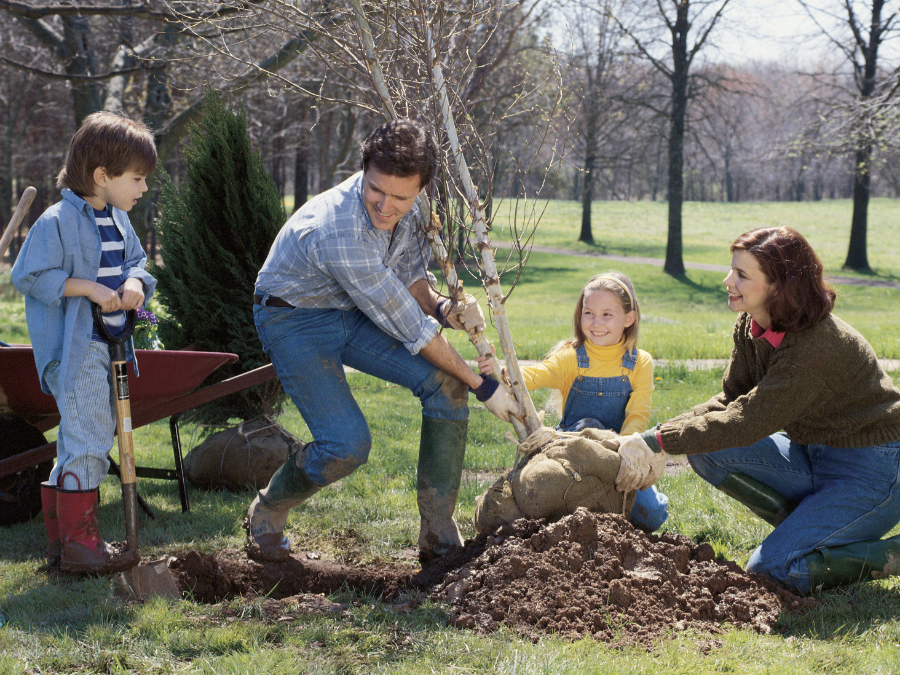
[[731, 227, 836, 333]]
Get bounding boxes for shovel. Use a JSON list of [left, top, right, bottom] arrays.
[[92, 303, 180, 601]]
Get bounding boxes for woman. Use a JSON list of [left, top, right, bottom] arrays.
[[615, 227, 900, 593]]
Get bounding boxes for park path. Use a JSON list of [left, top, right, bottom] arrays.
[[484, 243, 900, 372]]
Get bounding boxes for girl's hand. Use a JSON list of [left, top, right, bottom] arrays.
[[475, 353, 495, 375], [117, 278, 146, 310]]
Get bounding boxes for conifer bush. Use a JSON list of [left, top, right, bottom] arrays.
[[151, 88, 285, 425]]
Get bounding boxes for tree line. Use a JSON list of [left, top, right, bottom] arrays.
[[1, 0, 897, 275]]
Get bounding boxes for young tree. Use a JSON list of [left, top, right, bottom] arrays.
[[151, 88, 285, 425]]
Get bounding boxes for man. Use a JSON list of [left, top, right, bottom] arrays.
[[246, 118, 521, 563]]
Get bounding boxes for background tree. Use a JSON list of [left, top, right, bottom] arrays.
[[797, 0, 898, 271], [151, 88, 285, 425], [611, 0, 733, 275]]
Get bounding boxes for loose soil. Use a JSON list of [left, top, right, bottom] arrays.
[[167, 508, 818, 648]]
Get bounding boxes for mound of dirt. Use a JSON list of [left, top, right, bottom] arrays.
[[166, 508, 818, 647], [432, 509, 818, 646]]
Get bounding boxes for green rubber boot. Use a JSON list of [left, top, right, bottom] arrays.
[[243, 446, 321, 562], [805, 536, 900, 592], [716, 472, 798, 526], [417, 416, 468, 562]]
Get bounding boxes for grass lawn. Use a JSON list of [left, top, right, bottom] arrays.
[[2, 199, 900, 673]]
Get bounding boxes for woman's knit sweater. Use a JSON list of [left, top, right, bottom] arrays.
[[658, 312, 900, 456]]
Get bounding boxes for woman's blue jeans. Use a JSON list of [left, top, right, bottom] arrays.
[[689, 433, 900, 593], [254, 304, 469, 486]]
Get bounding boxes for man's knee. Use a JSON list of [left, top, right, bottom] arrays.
[[421, 368, 469, 414], [304, 432, 372, 485]]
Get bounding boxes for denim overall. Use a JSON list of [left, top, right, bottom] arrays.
[[558, 345, 669, 531]]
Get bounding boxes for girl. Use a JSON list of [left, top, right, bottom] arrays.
[[482, 272, 669, 531], [616, 227, 900, 593]]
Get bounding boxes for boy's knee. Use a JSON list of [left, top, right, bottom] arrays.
[[307, 433, 372, 485]]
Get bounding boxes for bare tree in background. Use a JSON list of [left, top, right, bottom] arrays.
[[797, 0, 898, 272], [610, 0, 733, 276]]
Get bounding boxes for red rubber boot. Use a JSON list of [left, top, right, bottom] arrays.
[[57, 487, 138, 575]]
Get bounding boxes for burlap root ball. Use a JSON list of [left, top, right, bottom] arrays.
[[183, 417, 303, 491], [474, 427, 635, 534]]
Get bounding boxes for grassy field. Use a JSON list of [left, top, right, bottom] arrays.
[[486, 197, 900, 282], [2, 199, 900, 673]]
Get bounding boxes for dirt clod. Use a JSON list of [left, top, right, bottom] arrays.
[[167, 508, 818, 647]]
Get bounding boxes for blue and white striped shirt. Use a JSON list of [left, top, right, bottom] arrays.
[[91, 206, 126, 340], [255, 172, 439, 355]]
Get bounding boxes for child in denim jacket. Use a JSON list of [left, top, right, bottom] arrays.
[[12, 111, 157, 575]]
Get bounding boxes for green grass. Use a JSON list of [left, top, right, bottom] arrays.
[[3, 368, 900, 673], [2, 198, 900, 672], [487, 197, 900, 281]]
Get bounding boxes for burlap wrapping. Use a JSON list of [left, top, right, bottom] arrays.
[[183, 417, 304, 491], [474, 427, 635, 534]]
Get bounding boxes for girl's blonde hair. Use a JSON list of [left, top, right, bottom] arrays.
[[549, 271, 641, 357]]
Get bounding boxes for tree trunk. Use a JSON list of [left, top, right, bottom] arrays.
[[579, 159, 594, 244], [664, 2, 689, 277], [844, 144, 872, 271], [294, 143, 309, 209]]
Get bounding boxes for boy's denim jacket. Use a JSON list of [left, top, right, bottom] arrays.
[[11, 189, 157, 394]]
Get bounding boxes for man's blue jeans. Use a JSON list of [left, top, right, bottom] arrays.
[[254, 304, 469, 486], [689, 433, 900, 593]]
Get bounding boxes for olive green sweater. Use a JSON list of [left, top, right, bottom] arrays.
[[657, 313, 900, 456]]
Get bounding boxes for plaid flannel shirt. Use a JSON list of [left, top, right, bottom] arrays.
[[255, 172, 439, 354]]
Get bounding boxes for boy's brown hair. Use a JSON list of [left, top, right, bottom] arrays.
[[56, 111, 157, 198]]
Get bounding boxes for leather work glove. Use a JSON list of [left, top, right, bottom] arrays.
[[471, 375, 523, 423], [614, 432, 667, 493], [438, 294, 486, 333]]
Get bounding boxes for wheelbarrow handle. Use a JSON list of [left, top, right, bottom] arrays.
[[91, 303, 136, 360]]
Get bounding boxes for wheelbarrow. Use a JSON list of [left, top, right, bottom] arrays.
[[0, 342, 277, 525]]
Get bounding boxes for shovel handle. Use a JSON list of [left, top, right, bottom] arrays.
[[0, 186, 36, 261]]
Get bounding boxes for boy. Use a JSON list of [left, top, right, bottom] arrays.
[[12, 111, 158, 575]]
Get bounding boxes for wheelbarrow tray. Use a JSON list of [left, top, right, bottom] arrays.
[[0, 345, 239, 431]]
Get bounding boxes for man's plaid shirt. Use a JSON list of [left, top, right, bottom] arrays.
[[255, 172, 439, 354]]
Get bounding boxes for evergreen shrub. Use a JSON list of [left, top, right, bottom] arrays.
[[151, 87, 285, 425]]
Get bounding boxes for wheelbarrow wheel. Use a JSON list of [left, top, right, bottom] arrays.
[[0, 415, 52, 527]]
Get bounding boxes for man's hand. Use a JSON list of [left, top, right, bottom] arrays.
[[438, 294, 485, 333], [614, 432, 667, 493], [471, 375, 523, 423]]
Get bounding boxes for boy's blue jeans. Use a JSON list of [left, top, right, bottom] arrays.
[[254, 305, 469, 487], [689, 432, 900, 593]]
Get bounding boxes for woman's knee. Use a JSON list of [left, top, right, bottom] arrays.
[[688, 453, 728, 486]]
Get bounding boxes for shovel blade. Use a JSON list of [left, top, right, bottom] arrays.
[[114, 558, 181, 601]]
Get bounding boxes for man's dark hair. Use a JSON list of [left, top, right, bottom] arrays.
[[361, 118, 437, 188], [731, 227, 836, 333], [57, 111, 157, 197]]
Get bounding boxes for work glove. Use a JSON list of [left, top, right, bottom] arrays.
[[614, 432, 668, 493], [471, 375, 523, 423], [437, 294, 485, 333]]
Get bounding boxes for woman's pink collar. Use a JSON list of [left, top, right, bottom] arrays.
[[750, 318, 785, 347]]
